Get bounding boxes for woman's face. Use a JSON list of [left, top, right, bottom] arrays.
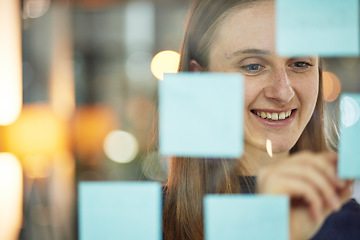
[[207, 1, 319, 154]]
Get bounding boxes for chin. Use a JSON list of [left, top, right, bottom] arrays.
[[271, 142, 297, 154]]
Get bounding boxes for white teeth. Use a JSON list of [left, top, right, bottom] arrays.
[[279, 112, 286, 120], [255, 110, 293, 121], [286, 110, 292, 117], [272, 113, 279, 120]]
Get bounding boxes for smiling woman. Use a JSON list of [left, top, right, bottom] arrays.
[[162, 0, 360, 240], [205, 3, 320, 160]]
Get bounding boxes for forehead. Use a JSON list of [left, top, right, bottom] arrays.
[[211, 1, 275, 55]]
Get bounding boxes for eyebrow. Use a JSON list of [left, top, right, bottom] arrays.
[[227, 48, 272, 58]]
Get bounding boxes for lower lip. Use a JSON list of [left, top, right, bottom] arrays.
[[250, 110, 297, 127]]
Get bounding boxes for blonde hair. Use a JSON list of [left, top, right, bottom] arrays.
[[163, 0, 328, 239]]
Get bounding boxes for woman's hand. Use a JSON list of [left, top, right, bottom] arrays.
[[257, 151, 353, 240]]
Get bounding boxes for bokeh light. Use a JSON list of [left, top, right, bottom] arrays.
[[103, 130, 139, 164], [322, 71, 341, 102], [340, 96, 360, 128], [0, 0, 22, 125], [23, 0, 50, 19], [72, 105, 118, 167], [1, 104, 67, 157], [22, 154, 51, 179], [150, 50, 180, 80], [0, 153, 22, 240]]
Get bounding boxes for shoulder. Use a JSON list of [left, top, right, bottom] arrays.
[[312, 198, 360, 240]]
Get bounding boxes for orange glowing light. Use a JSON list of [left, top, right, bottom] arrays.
[[72, 105, 118, 167], [1, 104, 67, 158], [322, 71, 341, 102], [150, 50, 180, 80], [22, 154, 51, 179]]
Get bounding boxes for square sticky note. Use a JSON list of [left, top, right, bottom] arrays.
[[79, 182, 162, 240], [276, 0, 360, 56], [338, 93, 360, 179], [159, 73, 244, 158], [204, 195, 289, 240]]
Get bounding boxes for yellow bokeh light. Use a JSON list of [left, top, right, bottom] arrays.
[[0, 153, 22, 240], [322, 71, 341, 102], [103, 130, 139, 164], [72, 105, 118, 167], [1, 104, 67, 158], [150, 50, 180, 80]]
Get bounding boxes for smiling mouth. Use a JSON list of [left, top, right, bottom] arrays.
[[250, 109, 296, 121]]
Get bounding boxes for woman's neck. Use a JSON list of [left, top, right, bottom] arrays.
[[241, 143, 289, 175]]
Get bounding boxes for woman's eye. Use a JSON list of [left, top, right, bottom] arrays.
[[241, 64, 264, 73], [290, 61, 313, 69]]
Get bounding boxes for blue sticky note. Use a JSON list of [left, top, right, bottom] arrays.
[[338, 94, 360, 179], [79, 182, 162, 240], [159, 73, 244, 158], [204, 195, 289, 240], [276, 0, 360, 56]]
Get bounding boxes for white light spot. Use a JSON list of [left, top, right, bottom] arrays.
[[340, 96, 360, 128], [103, 130, 139, 164], [24, 0, 50, 19], [0, 153, 22, 240], [150, 50, 180, 80], [0, 0, 22, 125], [266, 139, 273, 158]]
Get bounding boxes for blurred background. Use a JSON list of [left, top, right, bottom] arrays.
[[0, 0, 359, 239]]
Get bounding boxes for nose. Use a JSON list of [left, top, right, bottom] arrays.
[[263, 68, 295, 104]]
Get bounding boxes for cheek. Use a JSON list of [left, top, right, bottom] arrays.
[[298, 78, 319, 111], [244, 80, 259, 109]]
